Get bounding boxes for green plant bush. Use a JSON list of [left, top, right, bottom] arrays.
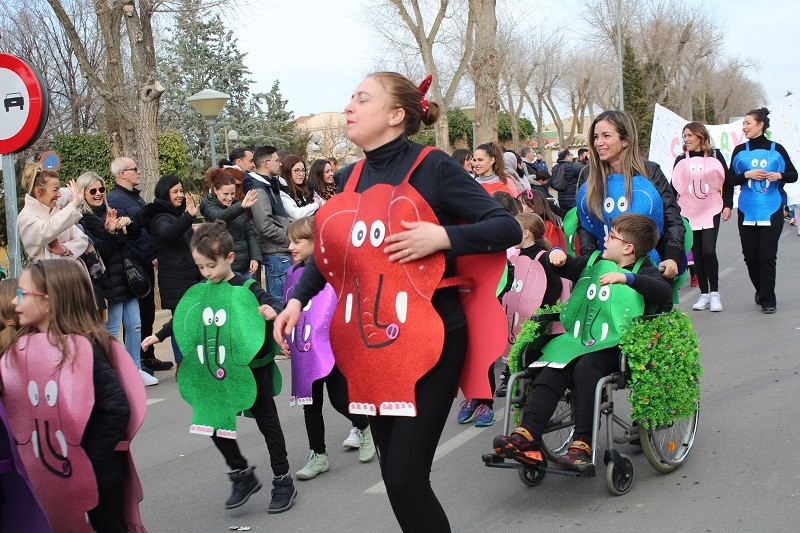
[[51, 133, 113, 182]]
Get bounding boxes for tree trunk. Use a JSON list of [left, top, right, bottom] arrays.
[[469, 0, 499, 144]]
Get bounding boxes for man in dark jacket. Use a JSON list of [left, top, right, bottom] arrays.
[[551, 149, 585, 210], [243, 146, 291, 299], [107, 157, 173, 373]]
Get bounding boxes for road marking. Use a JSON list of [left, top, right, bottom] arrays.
[[147, 398, 164, 406], [365, 409, 504, 494], [680, 266, 735, 302]]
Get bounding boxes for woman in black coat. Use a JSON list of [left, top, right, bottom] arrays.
[[199, 168, 261, 278], [138, 175, 202, 365], [76, 172, 158, 387]]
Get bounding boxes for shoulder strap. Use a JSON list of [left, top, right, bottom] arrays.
[[344, 145, 438, 193], [632, 255, 647, 274], [587, 249, 602, 267], [535, 249, 546, 261], [243, 278, 256, 290], [402, 146, 437, 185], [770, 141, 776, 152], [745, 141, 750, 151]]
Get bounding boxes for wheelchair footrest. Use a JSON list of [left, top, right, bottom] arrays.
[[482, 453, 527, 470]]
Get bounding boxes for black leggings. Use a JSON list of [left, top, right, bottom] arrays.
[[304, 365, 368, 454], [475, 362, 496, 407], [370, 326, 468, 533], [691, 214, 721, 293], [738, 208, 784, 307], [212, 363, 289, 476], [521, 347, 620, 445], [87, 482, 126, 533]]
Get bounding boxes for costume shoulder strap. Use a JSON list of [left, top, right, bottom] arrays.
[[587, 249, 602, 266], [344, 158, 367, 193], [535, 249, 546, 261], [402, 146, 438, 184], [243, 278, 256, 290], [632, 255, 647, 273]]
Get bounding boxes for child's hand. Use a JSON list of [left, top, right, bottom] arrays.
[[259, 304, 277, 321], [141, 335, 161, 350], [599, 272, 627, 285], [280, 345, 290, 358], [273, 299, 302, 351], [549, 249, 567, 266]]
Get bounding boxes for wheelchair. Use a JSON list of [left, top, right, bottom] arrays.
[[482, 311, 699, 495]]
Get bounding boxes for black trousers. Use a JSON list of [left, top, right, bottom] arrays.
[[738, 208, 784, 307], [87, 481, 126, 533], [475, 362, 496, 407], [691, 214, 721, 293], [370, 326, 468, 533], [212, 363, 289, 476], [521, 347, 620, 445], [138, 262, 156, 359], [304, 365, 368, 454]]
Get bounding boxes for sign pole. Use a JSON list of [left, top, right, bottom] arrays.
[[2, 154, 22, 277]]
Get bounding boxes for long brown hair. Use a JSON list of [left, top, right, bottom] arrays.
[[0, 279, 20, 355], [516, 213, 551, 249], [518, 189, 559, 226], [8, 260, 111, 369], [475, 142, 508, 184], [586, 110, 648, 219], [683, 122, 713, 156], [281, 155, 310, 201]]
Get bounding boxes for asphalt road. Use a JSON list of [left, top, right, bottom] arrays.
[[135, 216, 800, 532]]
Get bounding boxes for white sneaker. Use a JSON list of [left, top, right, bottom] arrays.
[[342, 427, 361, 449], [358, 427, 376, 463], [295, 450, 329, 480], [709, 292, 723, 312], [692, 294, 710, 311], [140, 368, 159, 386]]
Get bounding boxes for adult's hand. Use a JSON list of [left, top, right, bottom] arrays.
[[104, 208, 119, 232], [744, 169, 767, 180], [185, 194, 198, 216], [383, 220, 451, 264], [241, 189, 258, 209], [48, 239, 67, 256], [249, 260, 259, 274], [273, 299, 302, 351], [721, 207, 732, 222], [67, 180, 84, 207], [765, 172, 782, 182], [659, 258, 679, 279]]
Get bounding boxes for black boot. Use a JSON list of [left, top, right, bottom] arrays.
[[225, 465, 262, 510], [495, 369, 510, 397], [268, 474, 297, 514]]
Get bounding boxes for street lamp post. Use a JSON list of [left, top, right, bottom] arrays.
[[188, 89, 230, 167]]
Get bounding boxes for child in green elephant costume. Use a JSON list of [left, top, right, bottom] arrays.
[[493, 213, 672, 471], [142, 222, 297, 514]]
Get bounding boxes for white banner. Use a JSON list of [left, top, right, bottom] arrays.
[[648, 94, 800, 206]]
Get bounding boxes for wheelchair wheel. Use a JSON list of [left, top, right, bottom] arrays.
[[605, 454, 634, 496], [541, 395, 575, 461], [518, 464, 546, 487], [639, 408, 699, 474]]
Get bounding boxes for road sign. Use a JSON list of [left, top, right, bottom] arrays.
[[40, 150, 60, 171], [0, 53, 50, 154]]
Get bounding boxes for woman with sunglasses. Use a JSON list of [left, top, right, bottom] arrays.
[[75, 172, 157, 387], [17, 163, 89, 262], [278, 155, 322, 221]]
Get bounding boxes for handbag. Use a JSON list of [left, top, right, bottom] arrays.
[[123, 257, 152, 298]]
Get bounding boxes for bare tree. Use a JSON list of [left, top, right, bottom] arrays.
[[496, 19, 535, 151], [469, 0, 499, 144]]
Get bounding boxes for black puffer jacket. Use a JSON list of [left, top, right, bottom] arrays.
[[552, 159, 584, 210], [199, 193, 261, 274], [576, 160, 685, 265], [81, 342, 131, 491], [137, 199, 202, 311], [81, 204, 143, 305]]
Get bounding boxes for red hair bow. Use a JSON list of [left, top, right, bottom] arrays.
[[418, 74, 432, 119]]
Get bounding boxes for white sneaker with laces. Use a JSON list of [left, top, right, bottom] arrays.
[[358, 427, 376, 463], [692, 294, 710, 311], [140, 368, 159, 386], [709, 292, 723, 312], [295, 450, 329, 480], [342, 427, 361, 449]]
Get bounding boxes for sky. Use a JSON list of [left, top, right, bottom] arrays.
[[230, 0, 799, 121]]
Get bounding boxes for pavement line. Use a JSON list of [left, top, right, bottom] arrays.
[[146, 398, 164, 406], [364, 409, 504, 494], [680, 266, 735, 302]]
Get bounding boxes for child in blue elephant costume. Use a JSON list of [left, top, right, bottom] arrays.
[[728, 107, 797, 314], [493, 213, 672, 470], [142, 222, 298, 514]]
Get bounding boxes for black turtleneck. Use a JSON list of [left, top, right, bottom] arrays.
[[727, 134, 798, 186], [673, 149, 734, 209], [291, 135, 522, 330]]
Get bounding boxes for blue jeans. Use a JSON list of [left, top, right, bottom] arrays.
[[105, 298, 142, 370], [264, 254, 290, 301], [234, 271, 252, 280]]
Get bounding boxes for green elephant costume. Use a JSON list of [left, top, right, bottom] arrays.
[[532, 251, 646, 368], [174, 279, 280, 439]]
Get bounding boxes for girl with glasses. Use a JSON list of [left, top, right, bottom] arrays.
[[278, 155, 322, 221]]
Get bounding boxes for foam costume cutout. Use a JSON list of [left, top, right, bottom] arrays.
[[502, 253, 547, 353], [174, 279, 266, 438], [732, 141, 786, 226], [284, 263, 337, 406], [108, 339, 148, 533], [1, 334, 98, 532], [672, 151, 725, 230], [533, 252, 645, 369], [576, 174, 664, 264], [479, 181, 517, 197], [562, 207, 580, 256], [315, 147, 507, 414], [0, 397, 52, 533]]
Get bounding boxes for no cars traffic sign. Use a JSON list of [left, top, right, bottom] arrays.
[[0, 53, 50, 154]]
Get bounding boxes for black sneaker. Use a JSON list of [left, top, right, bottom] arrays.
[[142, 357, 174, 372], [495, 373, 509, 397], [225, 465, 262, 510], [269, 474, 297, 514], [492, 428, 542, 465], [557, 440, 592, 471], [762, 304, 776, 314]]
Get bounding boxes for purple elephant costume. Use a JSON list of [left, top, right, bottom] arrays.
[[283, 263, 337, 406], [0, 398, 53, 532]]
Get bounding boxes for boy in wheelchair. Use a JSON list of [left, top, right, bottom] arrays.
[[493, 213, 672, 471]]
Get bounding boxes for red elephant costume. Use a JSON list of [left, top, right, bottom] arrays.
[[314, 147, 506, 417]]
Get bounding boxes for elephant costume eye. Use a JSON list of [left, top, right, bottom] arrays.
[[617, 196, 628, 212], [214, 309, 227, 326], [760, 159, 768, 169], [603, 197, 615, 213], [45, 380, 58, 407], [203, 307, 214, 325], [689, 164, 696, 172], [28, 380, 39, 406], [598, 286, 611, 302], [370, 220, 386, 247], [751, 158, 759, 168], [697, 164, 703, 172], [351, 221, 367, 247], [586, 283, 597, 300]]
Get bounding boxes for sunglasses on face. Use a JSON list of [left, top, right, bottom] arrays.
[[89, 186, 106, 195]]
